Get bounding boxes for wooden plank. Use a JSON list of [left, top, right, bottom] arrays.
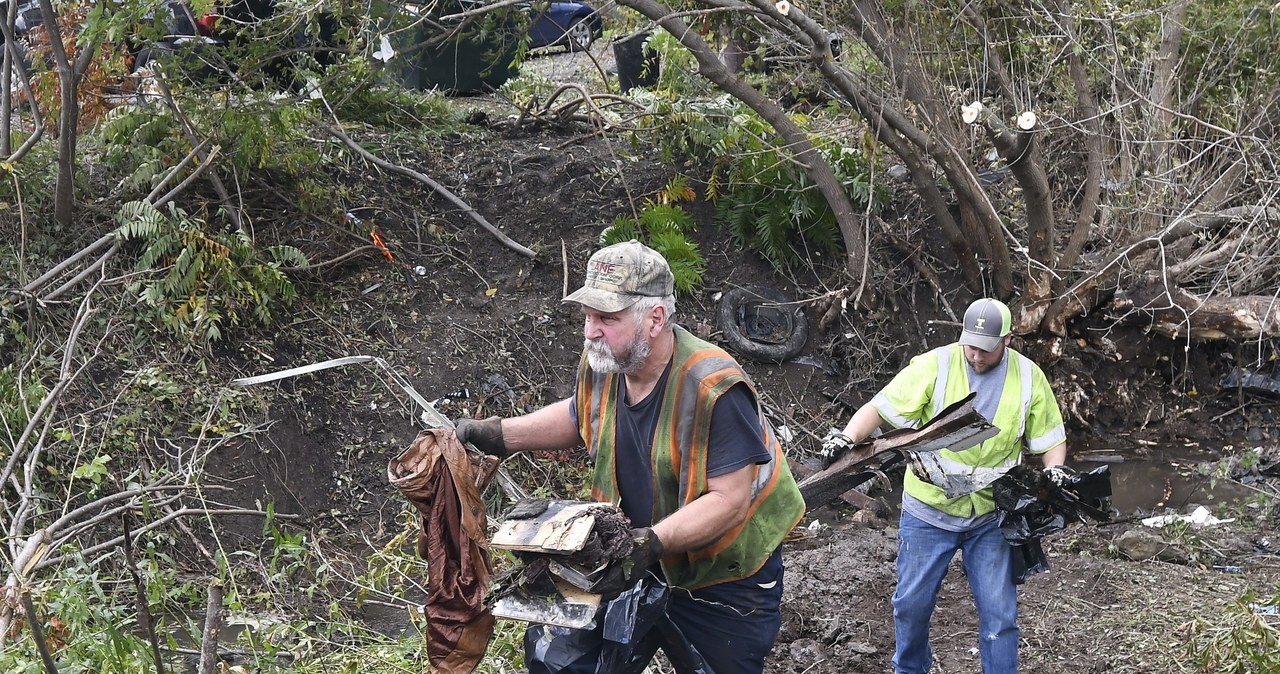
[[490, 501, 599, 553], [798, 393, 997, 511]]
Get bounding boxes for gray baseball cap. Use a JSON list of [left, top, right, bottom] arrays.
[[562, 240, 675, 312], [958, 298, 1012, 351]]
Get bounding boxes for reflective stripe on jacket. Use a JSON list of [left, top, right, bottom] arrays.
[[576, 326, 805, 590], [871, 343, 1066, 518]]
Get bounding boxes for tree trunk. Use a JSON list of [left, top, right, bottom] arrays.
[[1119, 283, 1280, 340], [764, 0, 984, 291], [35, 0, 101, 227], [617, 0, 870, 288], [846, 0, 1014, 298]]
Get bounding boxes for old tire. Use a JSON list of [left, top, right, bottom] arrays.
[[718, 286, 810, 363]]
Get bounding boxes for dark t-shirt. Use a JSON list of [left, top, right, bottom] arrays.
[[571, 362, 772, 526]]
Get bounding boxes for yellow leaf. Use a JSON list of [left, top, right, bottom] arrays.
[[485, 288, 498, 297]]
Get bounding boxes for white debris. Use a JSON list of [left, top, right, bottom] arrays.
[[1140, 505, 1235, 529], [373, 35, 396, 63]]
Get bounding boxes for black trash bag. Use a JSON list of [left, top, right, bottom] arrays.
[[1008, 537, 1049, 585], [524, 574, 713, 674], [994, 464, 1113, 584]]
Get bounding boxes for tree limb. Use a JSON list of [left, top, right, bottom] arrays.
[[1042, 205, 1280, 334], [1056, 3, 1104, 272], [197, 579, 224, 674], [151, 64, 244, 230], [324, 124, 536, 259]]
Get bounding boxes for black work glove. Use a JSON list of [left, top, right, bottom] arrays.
[[587, 527, 665, 599], [455, 416, 508, 458]]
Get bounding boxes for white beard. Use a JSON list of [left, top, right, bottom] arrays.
[[584, 324, 651, 374]]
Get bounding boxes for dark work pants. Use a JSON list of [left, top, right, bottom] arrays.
[[525, 549, 784, 674]]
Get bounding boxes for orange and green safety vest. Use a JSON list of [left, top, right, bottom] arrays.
[[576, 326, 805, 590]]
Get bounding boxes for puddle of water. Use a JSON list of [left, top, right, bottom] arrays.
[[1075, 446, 1254, 516]]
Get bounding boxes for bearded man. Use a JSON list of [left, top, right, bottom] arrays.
[[457, 240, 805, 674]]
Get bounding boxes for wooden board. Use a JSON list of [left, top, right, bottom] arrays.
[[490, 500, 599, 553]]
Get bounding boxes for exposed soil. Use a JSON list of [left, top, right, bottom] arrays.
[[205, 47, 1280, 672]]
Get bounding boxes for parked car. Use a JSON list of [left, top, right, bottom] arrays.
[[527, 1, 602, 51]]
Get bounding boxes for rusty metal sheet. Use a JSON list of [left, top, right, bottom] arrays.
[[798, 393, 998, 511]]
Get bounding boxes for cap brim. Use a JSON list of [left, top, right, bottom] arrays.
[[562, 286, 640, 313], [959, 330, 1003, 352]]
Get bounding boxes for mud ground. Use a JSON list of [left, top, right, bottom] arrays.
[[206, 45, 1280, 672]]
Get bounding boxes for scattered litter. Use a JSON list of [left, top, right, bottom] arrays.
[[1212, 565, 1243, 574], [776, 425, 794, 443], [1140, 506, 1234, 529], [1250, 603, 1279, 616], [361, 282, 382, 295]]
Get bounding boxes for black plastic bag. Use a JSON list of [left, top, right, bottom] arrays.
[[994, 465, 1113, 583], [524, 574, 713, 674]]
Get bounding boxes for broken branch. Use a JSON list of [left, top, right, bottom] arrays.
[[325, 124, 535, 259]]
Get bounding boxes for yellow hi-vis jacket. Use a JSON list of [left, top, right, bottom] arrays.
[[871, 343, 1066, 518]]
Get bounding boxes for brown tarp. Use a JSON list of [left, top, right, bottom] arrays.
[[388, 429, 495, 673]]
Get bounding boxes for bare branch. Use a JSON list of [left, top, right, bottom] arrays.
[[324, 123, 537, 260]]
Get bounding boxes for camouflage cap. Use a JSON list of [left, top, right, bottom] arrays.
[[562, 240, 674, 313], [958, 298, 1012, 351]]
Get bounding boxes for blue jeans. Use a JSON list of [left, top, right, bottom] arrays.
[[892, 510, 1018, 674]]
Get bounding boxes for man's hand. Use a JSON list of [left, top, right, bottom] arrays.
[[455, 416, 508, 458], [1043, 465, 1075, 489], [588, 527, 664, 599], [820, 428, 855, 467]]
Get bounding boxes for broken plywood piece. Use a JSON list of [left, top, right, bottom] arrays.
[[490, 500, 599, 553], [799, 393, 997, 510]]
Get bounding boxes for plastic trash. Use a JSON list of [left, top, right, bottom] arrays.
[[1140, 505, 1235, 529], [523, 575, 712, 674], [993, 465, 1113, 584]]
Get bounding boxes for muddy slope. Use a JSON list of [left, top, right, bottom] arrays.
[[211, 78, 1280, 672]]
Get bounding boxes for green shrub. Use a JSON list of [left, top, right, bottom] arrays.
[[600, 175, 706, 294], [115, 201, 307, 344], [634, 97, 886, 270]]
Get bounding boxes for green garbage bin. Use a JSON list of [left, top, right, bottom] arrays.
[[397, 3, 528, 95]]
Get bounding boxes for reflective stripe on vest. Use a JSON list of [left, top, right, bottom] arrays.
[[923, 345, 1034, 480]]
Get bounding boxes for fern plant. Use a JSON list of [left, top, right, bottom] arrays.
[[115, 201, 308, 344], [600, 175, 706, 294]]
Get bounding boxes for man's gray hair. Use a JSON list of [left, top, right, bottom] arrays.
[[631, 294, 677, 331]]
